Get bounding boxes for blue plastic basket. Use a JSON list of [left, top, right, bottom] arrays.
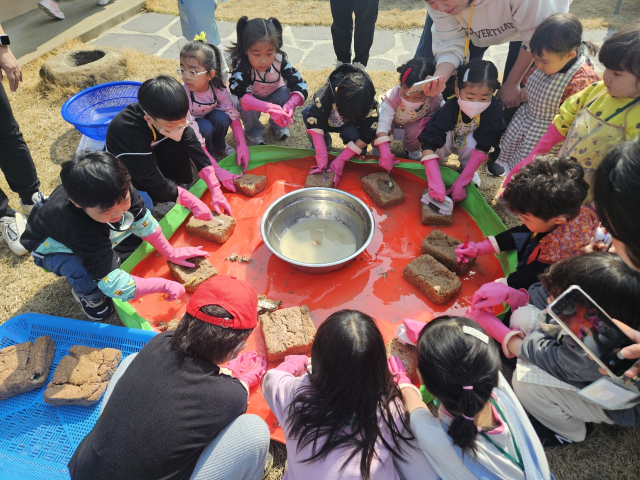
[[0, 314, 156, 480], [60, 81, 142, 141]]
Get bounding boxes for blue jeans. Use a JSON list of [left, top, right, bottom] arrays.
[[415, 14, 436, 63], [178, 0, 221, 47], [195, 110, 231, 154], [238, 86, 291, 137], [32, 252, 104, 302], [301, 106, 360, 146]]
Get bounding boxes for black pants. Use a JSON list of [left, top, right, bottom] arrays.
[[330, 0, 379, 66], [0, 82, 40, 218]]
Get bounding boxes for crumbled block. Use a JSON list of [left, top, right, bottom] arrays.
[[304, 171, 334, 188], [0, 336, 55, 400], [233, 174, 267, 197], [403, 254, 462, 304], [168, 256, 218, 292], [186, 212, 236, 244], [257, 295, 282, 316], [44, 346, 122, 406], [386, 338, 418, 380], [420, 189, 453, 226], [421, 230, 476, 276], [361, 172, 404, 208], [259, 306, 316, 363]]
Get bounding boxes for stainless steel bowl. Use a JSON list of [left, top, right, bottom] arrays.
[[260, 188, 375, 273]]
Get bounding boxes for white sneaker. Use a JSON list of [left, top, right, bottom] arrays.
[[407, 150, 422, 161], [20, 191, 48, 216], [471, 171, 481, 188], [0, 213, 28, 256], [38, 0, 65, 19], [275, 127, 290, 140], [352, 62, 366, 71], [98, 0, 110, 5], [224, 143, 237, 156], [248, 135, 266, 146]]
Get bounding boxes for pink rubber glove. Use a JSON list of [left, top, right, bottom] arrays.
[[465, 308, 523, 358], [470, 283, 529, 312], [404, 318, 428, 345], [307, 129, 329, 173], [197, 166, 233, 216], [282, 93, 305, 118], [274, 355, 309, 376], [198, 159, 240, 193], [455, 238, 496, 263], [376, 140, 400, 173], [328, 143, 360, 187], [142, 226, 209, 267], [131, 275, 185, 301], [447, 150, 487, 202], [241, 94, 292, 128], [230, 120, 250, 173], [420, 154, 446, 203], [176, 187, 213, 221], [388, 355, 412, 385], [503, 123, 566, 187], [227, 351, 268, 388], [418, 115, 430, 132]]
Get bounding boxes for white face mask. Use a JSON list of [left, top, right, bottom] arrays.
[[457, 98, 490, 118], [148, 119, 190, 142], [401, 97, 425, 111]]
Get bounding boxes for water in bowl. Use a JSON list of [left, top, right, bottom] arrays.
[[279, 218, 356, 264]]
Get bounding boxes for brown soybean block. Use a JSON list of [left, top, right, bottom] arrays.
[[44, 346, 122, 406], [166, 320, 180, 331], [259, 305, 316, 364], [304, 171, 334, 188], [186, 212, 236, 244], [421, 230, 476, 276], [233, 174, 267, 197], [385, 338, 417, 380], [167, 256, 218, 292], [0, 336, 55, 400], [420, 189, 453, 227], [361, 172, 404, 208], [257, 295, 282, 316], [403, 254, 462, 305]]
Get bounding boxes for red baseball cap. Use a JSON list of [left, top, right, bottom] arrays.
[[186, 275, 258, 329]]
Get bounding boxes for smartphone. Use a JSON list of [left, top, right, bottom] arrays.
[[548, 285, 639, 378], [578, 377, 639, 409], [406, 77, 439, 96]]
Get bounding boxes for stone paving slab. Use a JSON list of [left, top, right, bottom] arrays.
[[89, 12, 611, 74]]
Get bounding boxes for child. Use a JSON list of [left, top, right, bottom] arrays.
[[179, 36, 250, 171], [466, 252, 640, 445], [106, 75, 236, 218], [302, 64, 378, 187], [261, 310, 425, 480], [68, 275, 271, 480], [375, 57, 442, 162], [505, 22, 640, 201], [19, 152, 208, 320], [418, 60, 506, 203], [228, 16, 308, 145], [396, 316, 553, 480], [456, 155, 598, 290]]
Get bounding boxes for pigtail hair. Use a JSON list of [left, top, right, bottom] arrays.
[[227, 16, 250, 70], [268, 17, 288, 60], [208, 43, 225, 90], [581, 40, 600, 58]]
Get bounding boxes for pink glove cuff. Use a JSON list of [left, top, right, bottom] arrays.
[[477, 238, 498, 256], [420, 154, 440, 165], [346, 141, 362, 155], [374, 136, 391, 145]]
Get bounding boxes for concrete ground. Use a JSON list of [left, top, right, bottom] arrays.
[[90, 11, 614, 73]]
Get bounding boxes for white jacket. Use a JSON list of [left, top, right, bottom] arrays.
[[430, 0, 572, 68]]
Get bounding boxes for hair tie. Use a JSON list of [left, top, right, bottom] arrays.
[[194, 32, 206, 42], [462, 414, 475, 421], [462, 386, 474, 390], [402, 68, 412, 85]]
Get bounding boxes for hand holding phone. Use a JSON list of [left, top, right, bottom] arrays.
[[407, 75, 445, 96]]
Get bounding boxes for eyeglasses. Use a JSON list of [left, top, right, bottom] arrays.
[[176, 68, 209, 80]]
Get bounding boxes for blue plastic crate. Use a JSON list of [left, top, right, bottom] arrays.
[[0, 314, 156, 480]]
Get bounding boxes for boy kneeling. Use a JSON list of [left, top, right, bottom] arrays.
[[20, 151, 207, 320]]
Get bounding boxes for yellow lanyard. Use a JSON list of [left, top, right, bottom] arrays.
[[458, 2, 474, 64]]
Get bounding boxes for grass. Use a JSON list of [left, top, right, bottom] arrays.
[[144, 0, 639, 31], [1, 41, 639, 480]]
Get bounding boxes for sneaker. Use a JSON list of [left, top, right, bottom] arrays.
[[152, 201, 176, 220], [38, 0, 65, 19], [471, 171, 481, 188], [20, 191, 48, 216], [0, 213, 27, 256], [324, 134, 333, 149], [248, 135, 266, 146], [275, 127, 290, 140], [485, 151, 505, 177], [98, 0, 109, 5], [72, 291, 115, 321], [224, 143, 237, 156], [404, 148, 423, 161], [370, 147, 380, 156], [352, 62, 366, 71]]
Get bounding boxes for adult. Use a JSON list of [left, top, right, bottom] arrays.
[[68, 275, 271, 480], [0, 22, 47, 256], [38, 0, 111, 20], [418, 0, 572, 175], [329, 0, 379, 70]]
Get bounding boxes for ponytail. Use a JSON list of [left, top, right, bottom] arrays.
[[227, 16, 288, 73], [267, 17, 284, 50], [580, 40, 600, 58], [180, 37, 225, 90], [227, 16, 250, 70]]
